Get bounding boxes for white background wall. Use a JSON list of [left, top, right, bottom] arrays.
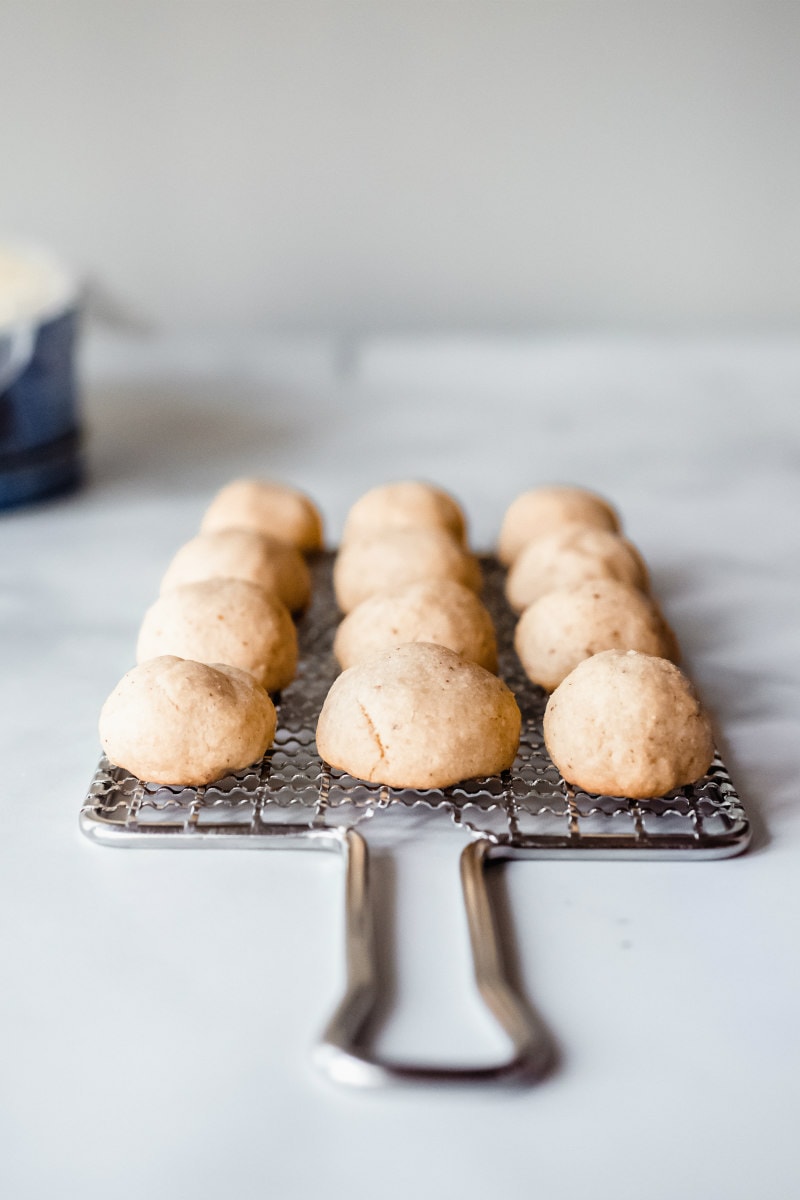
[[1, 1, 798, 332]]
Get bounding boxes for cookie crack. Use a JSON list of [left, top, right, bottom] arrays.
[[358, 701, 388, 766]]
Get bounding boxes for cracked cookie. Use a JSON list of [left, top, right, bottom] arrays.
[[99, 656, 276, 786], [315, 642, 520, 788]]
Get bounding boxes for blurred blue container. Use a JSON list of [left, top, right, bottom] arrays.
[[0, 244, 83, 509]]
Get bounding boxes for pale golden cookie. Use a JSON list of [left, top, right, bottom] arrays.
[[499, 485, 620, 565], [342, 481, 467, 546], [316, 643, 521, 788], [334, 579, 497, 671], [200, 479, 324, 552], [543, 650, 714, 799], [160, 529, 311, 613], [99, 656, 276, 786], [333, 528, 482, 613], [137, 578, 298, 692], [514, 579, 679, 692], [506, 525, 648, 612]]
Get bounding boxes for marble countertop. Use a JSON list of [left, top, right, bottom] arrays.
[[2, 331, 798, 1200]]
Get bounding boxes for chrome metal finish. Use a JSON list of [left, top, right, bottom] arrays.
[[315, 835, 553, 1087], [81, 553, 750, 1086]]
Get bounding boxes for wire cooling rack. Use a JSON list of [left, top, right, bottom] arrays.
[[81, 553, 750, 1086], [83, 554, 748, 854]]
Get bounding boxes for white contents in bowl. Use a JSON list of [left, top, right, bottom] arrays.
[[0, 242, 75, 329]]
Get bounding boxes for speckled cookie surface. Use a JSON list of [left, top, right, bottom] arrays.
[[506, 524, 648, 612], [543, 649, 714, 799], [333, 528, 482, 613], [200, 478, 324, 552], [498, 486, 620, 565], [316, 642, 521, 788], [99, 656, 276, 786], [514, 579, 679, 692], [334, 579, 498, 671], [160, 529, 311, 613], [136, 578, 298, 692], [341, 481, 467, 545]]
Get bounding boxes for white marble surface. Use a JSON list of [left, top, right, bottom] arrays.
[[1, 332, 799, 1199]]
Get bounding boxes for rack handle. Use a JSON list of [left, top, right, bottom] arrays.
[[314, 833, 553, 1087]]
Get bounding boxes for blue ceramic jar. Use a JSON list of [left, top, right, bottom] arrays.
[[0, 245, 83, 509]]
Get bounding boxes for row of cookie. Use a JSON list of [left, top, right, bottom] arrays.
[[328, 481, 673, 694], [331, 481, 495, 669], [137, 480, 323, 690], [99, 479, 324, 786], [319, 481, 715, 802], [499, 485, 715, 798], [317, 483, 522, 787], [498, 485, 678, 692]]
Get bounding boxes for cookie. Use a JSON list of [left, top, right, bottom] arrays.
[[506, 524, 648, 612], [160, 529, 311, 613], [342, 481, 467, 546], [543, 649, 714, 799], [200, 479, 324, 553], [137, 578, 298, 692], [316, 642, 521, 788], [333, 528, 482, 613], [499, 485, 620, 565], [514, 579, 679, 692], [334, 579, 497, 671], [99, 656, 276, 786]]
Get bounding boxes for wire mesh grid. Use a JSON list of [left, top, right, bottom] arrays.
[[82, 553, 748, 856]]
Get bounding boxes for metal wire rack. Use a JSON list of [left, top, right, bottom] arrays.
[[81, 553, 750, 1085]]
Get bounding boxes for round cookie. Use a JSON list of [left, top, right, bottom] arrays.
[[499, 485, 620, 565], [333, 528, 482, 613], [200, 479, 324, 553], [160, 529, 311, 613], [137, 578, 298, 692], [543, 650, 715, 799], [334, 579, 498, 671], [100, 656, 277, 786], [506, 525, 648, 612], [514, 579, 679, 692], [316, 643, 521, 788], [342, 481, 467, 546]]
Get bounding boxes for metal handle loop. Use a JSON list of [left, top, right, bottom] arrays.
[[314, 834, 553, 1087]]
